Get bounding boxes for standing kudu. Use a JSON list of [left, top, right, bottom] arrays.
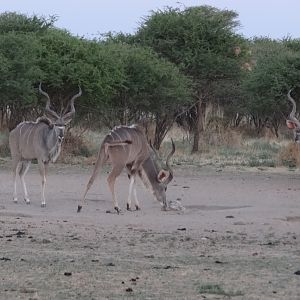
[[9, 83, 82, 207], [286, 89, 300, 143], [77, 125, 175, 214]]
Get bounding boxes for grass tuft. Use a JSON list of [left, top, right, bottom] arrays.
[[196, 283, 243, 297]]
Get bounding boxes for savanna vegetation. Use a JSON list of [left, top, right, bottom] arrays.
[[0, 6, 300, 167]]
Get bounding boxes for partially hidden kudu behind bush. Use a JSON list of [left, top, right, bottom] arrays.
[[9, 83, 82, 207], [77, 125, 175, 214], [286, 88, 300, 143]]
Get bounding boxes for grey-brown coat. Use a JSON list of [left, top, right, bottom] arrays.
[[78, 125, 175, 213], [9, 83, 82, 207]]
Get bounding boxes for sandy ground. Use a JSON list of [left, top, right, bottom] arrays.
[[0, 162, 300, 300]]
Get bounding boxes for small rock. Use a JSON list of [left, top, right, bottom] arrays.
[[126, 287, 133, 292], [64, 272, 72, 276], [233, 221, 247, 225], [226, 215, 234, 219], [215, 260, 225, 264], [177, 227, 186, 231], [15, 231, 26, 237], [0, 257, 11, 261], [20, 287, 37, 294], [42, 239, 51, 244], [294, 270, 300, 275]]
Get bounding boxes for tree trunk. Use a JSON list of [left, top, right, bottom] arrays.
[[191, 100, 205, 153], [153, 115, 173, 150]]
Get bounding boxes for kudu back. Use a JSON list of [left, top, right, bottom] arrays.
[[78, 125, 175, 213], [9, 83, 82, 207]]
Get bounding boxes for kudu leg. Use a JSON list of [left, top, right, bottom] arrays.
[[38, 160, 48, 207], [19, 161, 31, 204], [127, 176, 140, 211], [133, 185, 140, 210], [12, 159, 21, 203], [127, 175, 135, 210], [78, 167, 101, 212], [107, 165, 124, 214]]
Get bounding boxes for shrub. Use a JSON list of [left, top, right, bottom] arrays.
[[0, 131, 10, 157]]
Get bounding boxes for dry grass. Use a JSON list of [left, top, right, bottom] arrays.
[[278, 143, 300, 168], [163, 126, 293, 168]]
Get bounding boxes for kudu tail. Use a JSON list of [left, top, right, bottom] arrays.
[[77, 144, 108, 213]]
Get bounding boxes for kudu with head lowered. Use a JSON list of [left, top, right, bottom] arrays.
[[286, 88, 300, 143], [9, 83, 82, 207], [77, 125, 175, 213]]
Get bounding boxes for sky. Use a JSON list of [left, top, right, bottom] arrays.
[[1, 0, 299, 39]]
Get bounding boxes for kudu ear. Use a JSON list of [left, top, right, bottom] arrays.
[[286, 120, 297, 129], [157, 170, 170, 183], [63, 115, 73, 125]]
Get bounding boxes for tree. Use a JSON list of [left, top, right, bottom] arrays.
[[97, 41, 193, 148], [133, 6, 248, 152], [0, 12, 126, 130], [242, 38, 300, 137], [37, 29, 126, 128], [0, 13, 58, 129]]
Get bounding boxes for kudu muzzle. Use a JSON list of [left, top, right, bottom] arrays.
[[55, 126, 65, 143]]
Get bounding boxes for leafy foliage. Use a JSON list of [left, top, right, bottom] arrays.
[[132, 6, 248, 150], [1, 8, 300, 150], [242, 38, 300, 132]]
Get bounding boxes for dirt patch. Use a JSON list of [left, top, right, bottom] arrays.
[[0, 164, 299, 299]]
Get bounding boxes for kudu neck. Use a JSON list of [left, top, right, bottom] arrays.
[[46, 126, 64, 163]]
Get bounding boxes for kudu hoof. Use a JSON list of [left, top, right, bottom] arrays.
[[41, 203, 46, 208], [77, 205, 82, 213], [114, 207, 121, 214], [24, 199, 30, 205], [126, 204, 140, 211], [13, 198, 18, 204]]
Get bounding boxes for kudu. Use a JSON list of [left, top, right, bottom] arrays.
[[286, 89, 300, 143], [9, 83, 82, 207], [77, 125, 175, 214]]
